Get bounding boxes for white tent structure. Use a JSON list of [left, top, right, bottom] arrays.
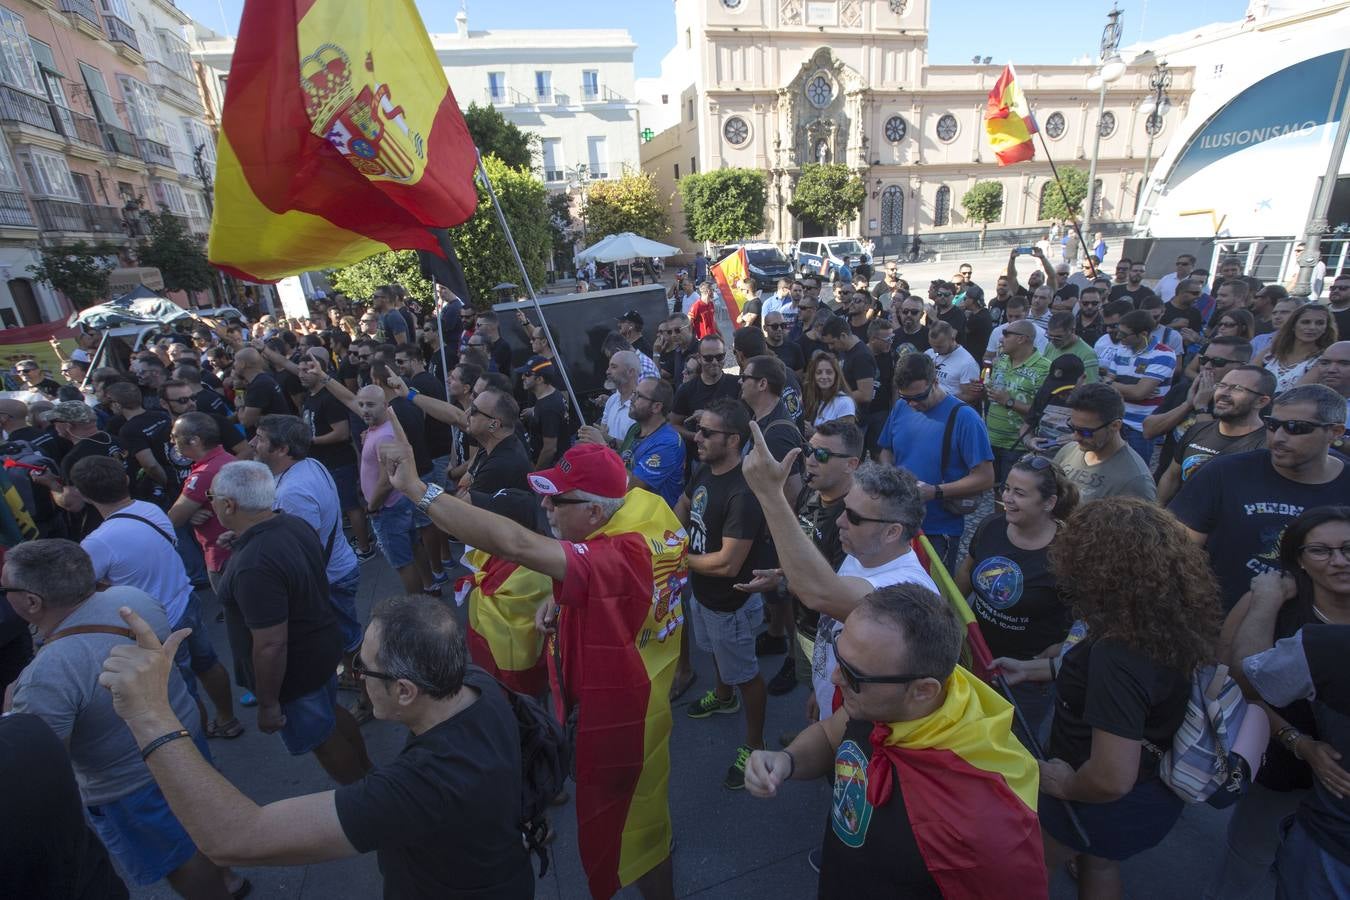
[[575, 232, 679, 286]]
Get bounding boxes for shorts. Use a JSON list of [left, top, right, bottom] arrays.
[[1039, 775, 1183, 861], [370, 496, 417, 569], [172, 592, 219, 677], [691, 593, 763, 686], [330, 463, 362, 513], [85, 742, 210, 885], [429, 453, 452, 489], [279, 675, 338, 756], [329, 565, 363, 653]]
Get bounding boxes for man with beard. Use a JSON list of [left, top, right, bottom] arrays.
[[892, 295, 931, 356], [655, 314, 695, 382], [763, 310, 806, 374], [1156, 365, 1272, 504], [1073, 286, 1107, 346], [1308, 341, 1350, 419], [1108, 260, 1160, 308], [928, 281, 967, 345], [1003, 246, 1054, 299]]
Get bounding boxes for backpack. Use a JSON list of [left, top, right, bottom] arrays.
[[496, 677, 572, 877], [1150, 663, 1259, 809]]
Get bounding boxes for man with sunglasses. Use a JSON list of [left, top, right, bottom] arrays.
[[616, 377, 684, 510], [985, 320, 1051, 485], [1101, 309, 1177, 463], [929, 280, 968, 345], [1108, 260, 1159, 308], [1172, 383, 1350, 610], [984, 297, 1049, 368], [892, 295, 931, 355], [655, 314, 695, 381], [13, 358, 60, 399], [1143, 336, 1253, 478], [1155, 253, 1197, 303], [879, 353, 994, 569], [1156, 365, 1272, 505], [1052, 382, 1156, 502], [763, 310, 805, 373], [1329, 273, 1350, 339], [669, 335, 740, 453]]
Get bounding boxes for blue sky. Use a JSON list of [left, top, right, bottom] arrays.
[[181, 1, 1249, 77]]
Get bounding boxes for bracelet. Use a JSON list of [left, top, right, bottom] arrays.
[[782, 749, 796, 780], [406, 387, 419, 401], [141, 728, 192, 761]]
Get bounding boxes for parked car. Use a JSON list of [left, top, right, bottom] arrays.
[[791, 237, 873, 283], [714, 242, 794, 287]]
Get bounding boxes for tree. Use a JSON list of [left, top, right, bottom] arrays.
[[28, 242, 119, 309], [329, 250, 433, 310], [960, 181, 1004, 248], [678, 168, 767, 244], [135, 208, 214, 295], [463, 102, 536, 171], [787, 164, 865, 234], [548, 192, 576, 272], [1037, 167, 1090, 223], [581, 169, 670, 240]]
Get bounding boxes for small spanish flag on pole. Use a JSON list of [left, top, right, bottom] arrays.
[[709, 246, 749, 320], [984, 64, 1038, 167], [208, 0, 481, 282]]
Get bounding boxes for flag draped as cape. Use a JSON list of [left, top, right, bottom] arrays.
[[461, 549, 550, 696]]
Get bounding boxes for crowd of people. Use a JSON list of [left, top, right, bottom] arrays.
[[1, 246, 1349, 900]]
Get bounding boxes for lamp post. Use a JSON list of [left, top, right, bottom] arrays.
[[1082, 6, 1125, 254], [1139, 61, 1172, 197]]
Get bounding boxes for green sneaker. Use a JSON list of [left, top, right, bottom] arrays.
[[724, 745, 753, 790], [686, 689, 740, 719]]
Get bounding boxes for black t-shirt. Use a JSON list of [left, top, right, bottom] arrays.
[[1172, 420, 1266, 486], [194, 385, 234, 420], [410, 371, 453, 459], [659, 345, 691, 382], [1151, 375, 1195, 477], [1108, 283, 1159, 308], [1160, 302, 1203, 333], [850, 316, 871, 343], [1074, 312, 1106, 348], [741, 295, 763, 322], [839, 340, 878, 398], [770, 339, 805, 372], [892, 327, 931, 356], [1048, 637, 1189, 779], [468, 434, 532, 494], [749, 401, 802, 465], [302, 389, 358, 470], [333, 667, 533, 900], [0, 714, 128, 900], [1169, 450, 1350, 610], [117, 409, 178, 506], [7, 424, 70, 465], [962, 308, 993, 364], [1054, 283, 1080, 306], [869, 351, 896, 416], [937, 304, 968, 344], [1257, 595, 1321, 792], [243, 371, 293, 426], [798, 332, 830, 364], [337, 359, 361, 386], [1283, 624, 1350, 865], [278, 369, 304, 406], [818, 716, 942, 899], [526, 389, 576, 463], [632, 335, 654, 358], [487, 337, 513, 375], [217, 513, 343, 704], [685, 463, 770, 612], [672, 373, 740, 419], [967, 515, 1070, 660], [390, 397, 433, 477], [793, 487, 846, 639]]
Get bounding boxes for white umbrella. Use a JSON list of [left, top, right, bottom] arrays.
[[576, 232, 679, 263]]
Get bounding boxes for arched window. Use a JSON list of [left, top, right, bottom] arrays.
[[880, 185, 904, 235], [1090, 178, 1104, 218], [933, 184, 951, 226], [1037, 182, 1054, 220]]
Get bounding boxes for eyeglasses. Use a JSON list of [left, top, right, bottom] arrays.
[[806, 446, 857, 463], [351, 655, 398, 682], [828, 630, 934, 693], [842, 506, 907, 527], [699, 354, 723, 363], [897, 384, 933, 403], [697, 426, 734, 438], [899, 309, 922, 317], [738, 373, 763, 383], [1072, 418, 1120, 438], [1262, 415, 1334, 436], [765, 322, 789, 330], [164, 394, 194, 405], [1213, 381, 1263, 396], [549, 496, 594, 506], [468, 406, 498, 421], [1301, 543, 1350, 563], [634, 391, 659, 404]]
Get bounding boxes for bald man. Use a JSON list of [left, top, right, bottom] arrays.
[[1311, 340, 1350, 415], [233, 347, 293, 434], [0, 398, 29, 439]]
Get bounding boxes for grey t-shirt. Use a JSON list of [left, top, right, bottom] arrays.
[[1053, 441, 1157, 502], [11, 585, 201, 806], [273, 457, 359, 583]]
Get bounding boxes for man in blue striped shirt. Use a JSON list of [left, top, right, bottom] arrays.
[[1101, 309, 1176, 464]]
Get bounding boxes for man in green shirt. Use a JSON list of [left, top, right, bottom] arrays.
[[1044, 312, 1100, 383], [985, 320, 1051, 485]]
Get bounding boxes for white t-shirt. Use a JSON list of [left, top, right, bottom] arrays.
[[602, 390, 636, 444], [1093, 333, 1123, 369], [926, 345, 981, 395], [811, 550, 938, 718], [81, 500, 192, 626], [274, 458, 360, 583], [986, 322, 1049, 359], [813, 393, 857, 427]]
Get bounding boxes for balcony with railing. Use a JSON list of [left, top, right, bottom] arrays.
[[0, 190, 35, 228], [103, 14, 140, 53], [59, 0, 100, 28], [33, 198, 126, 235], [173, 149, 196, 178], [87, 204, 126, 233], [146, 59, 199, 108], [581, 84, 625, 104], [62, 108, 102, 149], [187, 214, 210, 236], [137, 136, 174, 168], [0, 84, 55, 132], [101, 122, 138, 157]]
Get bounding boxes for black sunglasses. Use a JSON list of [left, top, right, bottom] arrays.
[[842, 506, 906, 527], [352, 655, 398, 682], [1262, 416, 1334, 436], [806, 446, 857, 463], [828, 629, 934, 693], [697, 426, 734, 438], [1072, 417, 1120, 438], [1197, 354, 1237, 368], [738, 373, 763, 383], [549, 496, 593, 506], [1016, 454, 1053, 471], [765, 322, 789, 330], [699, 354, 723, 363], [898, 384, 933, 404]]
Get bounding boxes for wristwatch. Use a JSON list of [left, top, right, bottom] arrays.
[[1004, 396, 1015, 409], [416, 483, 444, 513]]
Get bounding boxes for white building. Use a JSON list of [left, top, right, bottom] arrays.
[[641, 0, 1196, 255]]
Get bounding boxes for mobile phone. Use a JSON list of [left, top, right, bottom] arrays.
[[1015, 247, 1034, 256]]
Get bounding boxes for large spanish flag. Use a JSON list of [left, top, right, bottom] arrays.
[[984, 64, 1038, 166], [868, 666, 1048, 899], [460, 549, 550, 696], [709, 247, 748, 320], [208, 0, 480, 282]]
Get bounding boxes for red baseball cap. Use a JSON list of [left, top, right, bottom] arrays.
[[528, 444, 628, 499]]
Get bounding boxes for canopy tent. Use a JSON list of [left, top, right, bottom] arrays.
[[575, 232, 679, 264], [68, 287, 191, 330]]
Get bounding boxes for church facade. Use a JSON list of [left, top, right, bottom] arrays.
[[639, 0, 1194, 254]]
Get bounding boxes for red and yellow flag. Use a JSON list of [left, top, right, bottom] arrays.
[[709, 247, 748, 320], [208, 0, 480, 282], [461, 550, 550, 696], [984, 64, 1038, 166], [913, 533, 996, 681]]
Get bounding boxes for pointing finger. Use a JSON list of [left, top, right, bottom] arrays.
[[119, 606, 164, 651], [161, 628, 192, 661]]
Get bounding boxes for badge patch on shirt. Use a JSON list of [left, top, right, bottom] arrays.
[[831, 739, 874, 848], [645, 453, 662, 468]]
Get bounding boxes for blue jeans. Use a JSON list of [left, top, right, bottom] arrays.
[[174, 523, 208, 590], [370, 496, 417, 569], [1275, 816, 1350, 899], [1121, 425, 1156, 467], [278, 675, 338, 756], [329, 565, 363, 652]]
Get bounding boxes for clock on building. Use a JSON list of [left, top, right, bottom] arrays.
[[936, 113, 958, 143], [884, 115, 907, 142]]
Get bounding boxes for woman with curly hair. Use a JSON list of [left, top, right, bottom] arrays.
[[802, 350, 855, 437], [1205, 505, 1350, 898], [994, 497, 1221, 899], [957, 455, 1078, 741], [1262, 302, 1338, 394]]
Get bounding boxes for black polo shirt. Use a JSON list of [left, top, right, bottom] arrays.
[[468, 433, 532, 494]]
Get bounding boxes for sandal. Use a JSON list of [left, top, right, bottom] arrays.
[[669, 671, 697, 703], [206, 718, 245, 740]]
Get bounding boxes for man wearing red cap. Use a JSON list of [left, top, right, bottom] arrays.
[[380, 423, 686, 900]]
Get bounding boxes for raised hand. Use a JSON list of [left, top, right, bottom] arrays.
[[97, 606, 189, 727], [742, 420, 801, 498]]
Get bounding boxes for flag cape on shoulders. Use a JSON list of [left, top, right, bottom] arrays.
[[460, 549, 549, 696], [551, 488, 687, 898], [209, 0, 479, 282], [709, 247, 748, 320], [984, 64, 1038, 166], [868, 666, 1047, 899]]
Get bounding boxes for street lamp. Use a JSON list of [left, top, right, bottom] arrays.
[[1082, 6, 1124, 252], [1139, 61, 1173, 200]]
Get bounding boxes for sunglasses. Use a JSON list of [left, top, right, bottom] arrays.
[[468, 406, 498, 421], [1197, 354, 1237, 368], [697, 426, 734, 439], [898, 384, 933, 403], [765, 322, 789, 330], [828, 630, 934, 694], [17, 368, 37, 374], [899, 309, 922, 316], [738, 373, 763, 383], [699, 354, 723, 363], [1016, 454, 1053, 471], [1218, 320, 1239, 328], [1262, 416, 1334, 436], [842, 506, 906, 527], [806, 446, 856, 463], [549, 496, 594, 506], [1072, 417, 1120, 438]]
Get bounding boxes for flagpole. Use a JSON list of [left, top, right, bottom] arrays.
[[1031, 126, 1098, 274], [433, 288, 452, 390], [474, 149, 586, 425]]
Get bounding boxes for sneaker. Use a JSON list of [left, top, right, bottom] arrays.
[[239, 691, 258, 707], [755, 631, 788, 657], [767, 656, 797, 696], [724, 745, 753, 790], [686, 689, 740, 719], [807, 847, 822, 873], [354, 546, 376, 563]]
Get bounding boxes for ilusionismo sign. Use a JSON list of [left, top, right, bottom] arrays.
[[1167, 50, 1350, 187]]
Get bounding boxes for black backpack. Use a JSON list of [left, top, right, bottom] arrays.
[[496, 678, 572, 877]]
